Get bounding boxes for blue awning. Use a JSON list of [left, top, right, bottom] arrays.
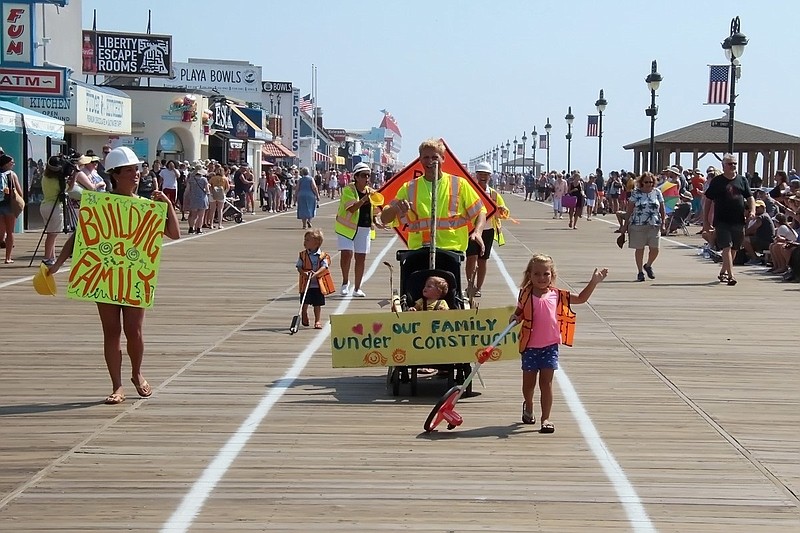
[[0, 100, 65, 138]]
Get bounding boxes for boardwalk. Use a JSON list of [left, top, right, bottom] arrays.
[[1, 193, 798, 532]]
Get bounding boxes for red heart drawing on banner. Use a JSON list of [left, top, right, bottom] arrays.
[[352, 324, 364, 335], [372, 322, 383, 334]]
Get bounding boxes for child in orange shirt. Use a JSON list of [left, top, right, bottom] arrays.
[[511, 254, 607, 433], [296, 229, 334, 329]]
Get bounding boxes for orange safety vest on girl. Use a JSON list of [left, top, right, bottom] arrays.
[[298, 250, 335, 295], [515, 285, 576, 350]]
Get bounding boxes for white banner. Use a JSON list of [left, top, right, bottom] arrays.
[[152, 61, 262, 102], [23, 82, 131, 134]]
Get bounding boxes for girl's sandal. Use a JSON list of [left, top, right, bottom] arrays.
[[314, 322, 323, 329], [717, 272, 729, 282], [727, 277, 738, 286]]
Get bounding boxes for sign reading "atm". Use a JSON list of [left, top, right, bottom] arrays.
[[0, 66, 67, 97]]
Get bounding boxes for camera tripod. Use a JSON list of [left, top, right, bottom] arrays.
[[28, 190, 76, 267]]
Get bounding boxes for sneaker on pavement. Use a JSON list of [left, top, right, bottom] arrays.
[[643, 264, 655, 279], [352, 289, 366, 297], [637, 272, 646, 282], [340, 282, 350, 296]]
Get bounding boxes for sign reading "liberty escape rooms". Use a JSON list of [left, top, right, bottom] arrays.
[[81, 30, 171, 78]]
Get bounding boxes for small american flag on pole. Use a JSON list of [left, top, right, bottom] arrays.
[[586, 115, 599, 137], [299, 93, 313, 113], [539, 135, 548, 149], [707, 65, 729, 105]]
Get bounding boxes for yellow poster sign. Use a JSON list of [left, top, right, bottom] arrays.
[[331, 306, 520, 368], [67, 191, 167, 308]]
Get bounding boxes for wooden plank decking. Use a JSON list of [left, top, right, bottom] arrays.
[[0, 193, 798, 532]]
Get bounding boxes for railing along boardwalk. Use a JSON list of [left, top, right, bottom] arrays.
[[0, 193, 798, 532]]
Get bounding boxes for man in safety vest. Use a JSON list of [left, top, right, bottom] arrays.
[[380, 138, 486, 253], [465, 161, 509, 297]]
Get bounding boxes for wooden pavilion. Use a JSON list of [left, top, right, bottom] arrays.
[[623, 118, 800, 184]]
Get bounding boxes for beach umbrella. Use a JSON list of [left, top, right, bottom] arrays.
[[659, 181, 679, 213]]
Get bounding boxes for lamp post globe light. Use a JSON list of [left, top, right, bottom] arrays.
[[521, 131, 528, 176], [565, 106, 574, 175], [645, 60, 662, 172], [531, 126, 538, 177], [544, 117, 552, 173], [595, 89, 608, 171], [722, 16, 748, 154]]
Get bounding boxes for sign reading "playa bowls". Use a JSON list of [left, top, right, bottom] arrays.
[[152, 61, 262, 102]]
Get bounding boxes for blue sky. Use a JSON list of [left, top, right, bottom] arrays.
[[83, 0, 799, 173]]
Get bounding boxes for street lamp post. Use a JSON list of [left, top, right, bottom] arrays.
[[645, 60, 662, 172], [722, 16, 748, 155], [513, 137, 518, 175], [531, 126, 538, 176], [493, 146, 498, 172], [521, 132, 528, 176], [595, 89, 607, 171], [505, 140, 510, 175], [544, 118, 552, 173], [565, 106, 574, 175]]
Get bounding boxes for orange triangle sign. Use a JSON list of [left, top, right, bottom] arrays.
[[376, 139, 498, 246]]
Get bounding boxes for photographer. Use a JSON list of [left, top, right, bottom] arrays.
[[38, 156, 75, 266]]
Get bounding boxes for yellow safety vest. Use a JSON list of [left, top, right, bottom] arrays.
[[396, 172, 484, 251], [334, 184, 377, 240], [487, 188, 507, 246]]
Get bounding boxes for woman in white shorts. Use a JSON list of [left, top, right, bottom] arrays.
[[335, 163, 378, 297]]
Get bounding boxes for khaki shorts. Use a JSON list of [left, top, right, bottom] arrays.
[[628, 224, 660, 249]]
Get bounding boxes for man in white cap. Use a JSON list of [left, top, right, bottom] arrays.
[[465, 161, 509, 297]]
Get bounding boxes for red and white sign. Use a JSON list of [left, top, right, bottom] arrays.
[[2, 3, 33, 65], [0, 66, 66, 97]]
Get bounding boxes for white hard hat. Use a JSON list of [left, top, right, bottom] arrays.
[[352, 162, 371, 174], [475, 162, 493, 174], [104, 147, 142, 171]]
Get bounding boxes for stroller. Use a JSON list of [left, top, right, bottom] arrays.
[[222, 193, 245, 224], [386, 247, 474, 396]]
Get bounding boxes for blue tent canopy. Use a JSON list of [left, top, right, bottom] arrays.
[[0, 100, 64, 139]]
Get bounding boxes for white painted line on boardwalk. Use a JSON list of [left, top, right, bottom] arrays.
[[491, 251, 656, 533], [161, 236, 398, 533]]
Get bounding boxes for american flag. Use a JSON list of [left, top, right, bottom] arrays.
[[707, 65, 729, 105], [539, 134, 548, 150], [299, 93, 313, 113], [586, 115, 599, 137]]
